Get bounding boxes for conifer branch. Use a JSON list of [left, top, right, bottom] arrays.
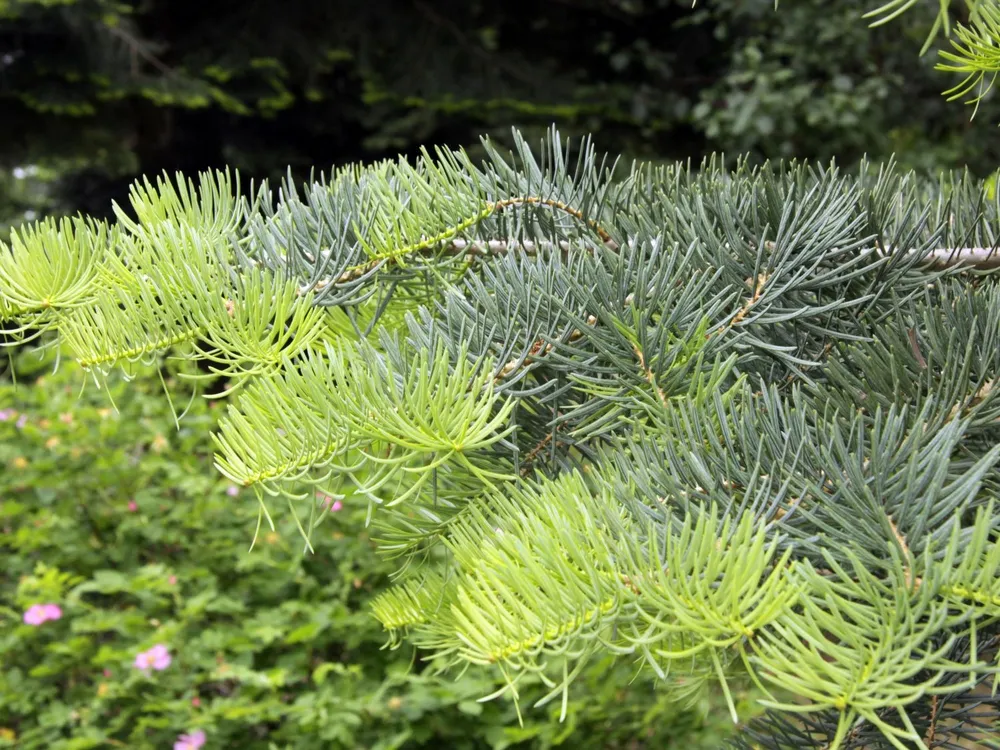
[[300, 198, 616, 293], [3, 126, 1000, 750], [303, 241, 1000, 298]]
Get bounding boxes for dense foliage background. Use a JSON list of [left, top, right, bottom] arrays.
[[0, 351, 757, 748], [0, 0, 996, 229]]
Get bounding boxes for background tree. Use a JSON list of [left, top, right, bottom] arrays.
[[2, 0, 999, 227]]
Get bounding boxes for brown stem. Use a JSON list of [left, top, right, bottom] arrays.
[[632, 342, 669, 408], [520, 433, 556, 476], [924, 694, 939, 747], [489, 197, 616, 246], [495, 316, 595, 382], [887, 515, 921, 591], [300, 198, 617, 294], [720, 272, 769, 333]]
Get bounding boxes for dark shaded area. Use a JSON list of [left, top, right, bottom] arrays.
[[1, 0, 997, 222]]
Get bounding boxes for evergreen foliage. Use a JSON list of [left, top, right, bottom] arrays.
[[937, 0, 1000, 108], [853, 0, 1000, 114], [3, 127, 1000, 748]]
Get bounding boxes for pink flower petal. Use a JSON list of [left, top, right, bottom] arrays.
[[15, 414, 27, 429], [226, 485, 239, 497], [331, 500, 343, 512], [41, 604, 62, 621], [147, 644, 171, 670], [173, 729, 205, 750], [127, 500, 138, 512], [23, 604, 47, 626], [168, 575, 177, 585]]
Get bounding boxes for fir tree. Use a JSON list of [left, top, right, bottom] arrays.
[[2, 126, 1000, 748]]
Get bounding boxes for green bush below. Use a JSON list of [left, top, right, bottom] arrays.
[[0, 353, 755, 749]]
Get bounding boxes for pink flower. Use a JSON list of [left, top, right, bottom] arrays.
[[23, 603, 62, 626], [15, 414, 27, 429], [103, 669, 112, 678], [0, 409, 15, 422], [23, 604, 48, 625], [127, 500, 138, 512], [191, 696, 201, 707], [42, 604, 62, 621], [168, 575, 177, 585], [174, 729, 206, 750], [226, 485, 239, 497], [318, 493, 343, 512], [134, 644, 171, 672]]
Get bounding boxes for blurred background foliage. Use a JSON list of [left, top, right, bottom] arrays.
[[0, 352, 759, 748], [0, 0, 996, 231]]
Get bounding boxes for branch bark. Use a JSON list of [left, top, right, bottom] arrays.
[[302, 240, 1000, 295]]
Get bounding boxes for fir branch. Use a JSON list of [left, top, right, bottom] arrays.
[[302, 197, 616, 292], [8, 126, 1000, 750]]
